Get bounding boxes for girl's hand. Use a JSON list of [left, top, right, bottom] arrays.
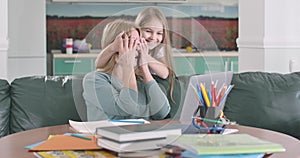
[[95, 31, 125, 69], [112, 33, 139, 91], [105, 31, 124, 54], [137, 38, 150, 67], [137, 38, 154, 82], [117, 33, 139, 69]]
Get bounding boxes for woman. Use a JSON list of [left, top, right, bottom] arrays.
[[83, 19, 170, 121], [95, 7, 181, 119]]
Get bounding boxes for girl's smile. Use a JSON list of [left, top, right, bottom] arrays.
[[141, 18, 164, 50]]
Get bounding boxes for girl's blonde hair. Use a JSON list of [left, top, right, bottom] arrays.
[[99, 19, 140, 73], [135, 7, 176, 102]]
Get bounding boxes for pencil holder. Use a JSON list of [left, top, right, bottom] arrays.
[[199, 106, 222, 120], [205, 106, 223, 119], [199, 106, 207, 118], [194, 105, 225, 133]]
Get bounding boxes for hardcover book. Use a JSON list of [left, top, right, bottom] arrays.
[[168, 134, 285, 155], [97, 137, 167, 152], [96, 123, 182, 142], [69, 119, 150, 133]]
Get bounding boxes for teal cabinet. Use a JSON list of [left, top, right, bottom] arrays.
[[173, 57, 205, 75], [204, 56, 238, 73], [228, 56, 238, 72], [52, 53, 238, 76], [173, 54, 238, 76], [53, 56, 96, 76]]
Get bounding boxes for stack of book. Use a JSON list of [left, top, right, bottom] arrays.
[[167, 133, 286, 157], [95, 123, 182, 153]]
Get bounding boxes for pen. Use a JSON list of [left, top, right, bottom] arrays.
[[200, 83, 211, 107], [218, 85, 234, 106], [200, 117, 224, 124], [196, 84, 204, 105], [192, 117, 223, 124], [109, 119, 145, 124], [211, 82, 215, 107], [70, 133, 92, 140]]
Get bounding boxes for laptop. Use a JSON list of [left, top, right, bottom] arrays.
[[179, 71, 233, 123]]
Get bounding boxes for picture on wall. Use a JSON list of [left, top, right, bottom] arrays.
[[46, 3, 238, 53]]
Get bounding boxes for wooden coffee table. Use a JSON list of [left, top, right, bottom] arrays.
[[0, 124, 299, 158]]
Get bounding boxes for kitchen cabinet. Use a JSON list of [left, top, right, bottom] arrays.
[[53, 54, 97, 76], [52, 52, 238, 76], [173, 52, 238, 76]]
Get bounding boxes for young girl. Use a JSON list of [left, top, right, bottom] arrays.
[[83, 19, 170, 121], [95, 7, 178, 111]]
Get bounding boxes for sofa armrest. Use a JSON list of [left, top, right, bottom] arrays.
[[10, 76, 86, 134], [0, 79, 10, 137]]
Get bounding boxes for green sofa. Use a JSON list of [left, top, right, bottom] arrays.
[[0, 72, 299, 140], [224, 72, 300, 140], [0, 76, 86, 137]]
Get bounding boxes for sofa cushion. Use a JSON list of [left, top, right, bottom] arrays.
[[224, 72, 300, 139], [10, 76, 86, 133], [0, 79, 10, 137]]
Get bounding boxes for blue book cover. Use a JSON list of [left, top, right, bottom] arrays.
[[182, 151, 265, 158]]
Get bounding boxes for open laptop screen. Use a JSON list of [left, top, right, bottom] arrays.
[[179, 72, 233, 122]]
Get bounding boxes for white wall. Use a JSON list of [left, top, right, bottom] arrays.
[[237, 0, 300, 73], [0, 0, 8, 79], [8, 0, 46, 82], [3, 0, 300, 81]]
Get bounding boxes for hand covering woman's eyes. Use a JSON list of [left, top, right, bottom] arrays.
[[121, 33, 128, 39]]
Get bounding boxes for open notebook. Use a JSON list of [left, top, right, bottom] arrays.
[[179, 71, 233, 122]]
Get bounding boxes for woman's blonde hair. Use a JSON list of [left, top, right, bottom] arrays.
[[135, 7, 176, 102], [99, 19, 140, 73]]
